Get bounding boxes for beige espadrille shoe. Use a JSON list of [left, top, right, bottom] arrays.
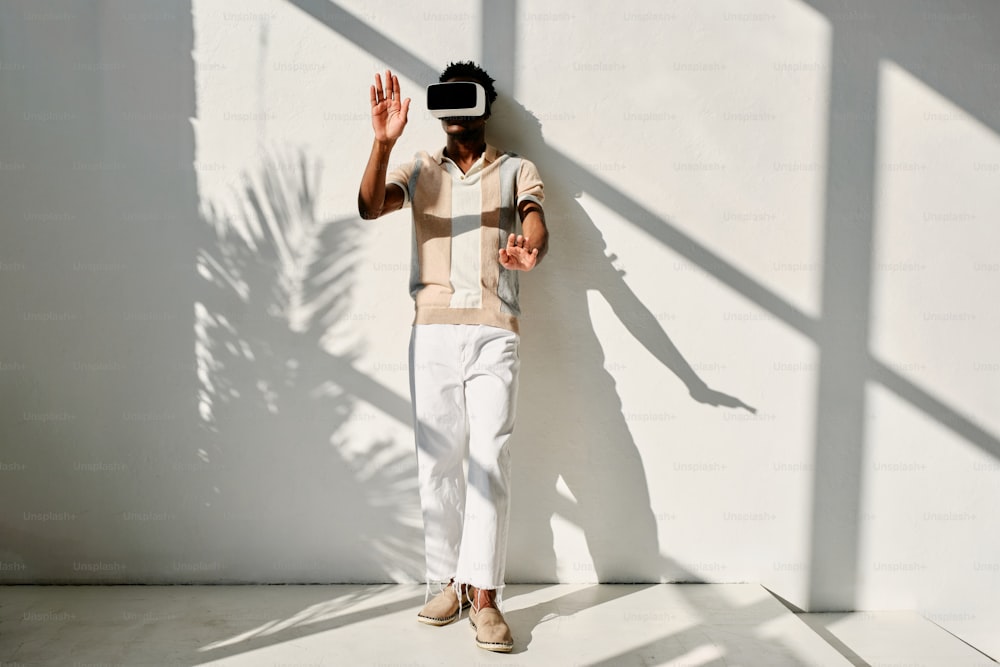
[[417, 582, 471, 626], [468, 589, 513, 652]]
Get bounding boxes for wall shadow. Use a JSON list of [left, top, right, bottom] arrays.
[[0, 0, 209, 582], [193, 144, 425, 582], [487, 99, 755, 583], [0, 0, 423, 589]]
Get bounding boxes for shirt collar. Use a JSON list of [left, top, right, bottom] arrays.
[[432, 143, 500, 165]]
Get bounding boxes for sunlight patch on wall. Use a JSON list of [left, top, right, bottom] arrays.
[[858, 381, 1000, 611], [870, 59, 1000, 436]]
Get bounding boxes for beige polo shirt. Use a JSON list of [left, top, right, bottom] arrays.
[[386, 143, 544, 334]]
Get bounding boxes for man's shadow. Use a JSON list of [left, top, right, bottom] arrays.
[[486, 98, 755, 593]]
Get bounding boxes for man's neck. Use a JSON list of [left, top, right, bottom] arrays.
[[444, 133, 487, 173]]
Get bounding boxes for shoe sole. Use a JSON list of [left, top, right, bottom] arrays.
[[469, 616, 514, 652], [417, 612, 457, 626]]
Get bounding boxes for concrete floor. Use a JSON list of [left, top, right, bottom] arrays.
[[1, 583, 995, 666]]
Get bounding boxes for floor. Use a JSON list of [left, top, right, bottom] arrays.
[[1, 584, 995, 666]]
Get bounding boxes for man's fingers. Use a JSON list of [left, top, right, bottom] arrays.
[[507, 234, 528, 250], [400, 98, 411, 122], [370, 84, 377, 107], [498, 242, 538, 270]]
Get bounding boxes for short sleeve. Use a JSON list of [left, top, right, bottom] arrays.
[[516, 159, 544, 209], [385, 159, 415, 209]]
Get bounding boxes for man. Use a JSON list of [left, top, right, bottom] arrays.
[[357, 61, 547, 653]]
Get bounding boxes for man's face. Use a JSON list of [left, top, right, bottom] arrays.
[[440, 76, 489, 136]]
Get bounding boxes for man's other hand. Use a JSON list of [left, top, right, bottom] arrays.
[[499, 234, 539, 271]]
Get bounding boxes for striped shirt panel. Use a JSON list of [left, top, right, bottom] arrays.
[[386, 144, 544, 334]]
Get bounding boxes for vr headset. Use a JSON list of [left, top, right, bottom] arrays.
[[426, 81, 487, 119]]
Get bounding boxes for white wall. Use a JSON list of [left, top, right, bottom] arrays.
[[1, 0, 998, 658]]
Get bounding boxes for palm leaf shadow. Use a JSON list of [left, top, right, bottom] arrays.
[[192, 144, 422, 582]]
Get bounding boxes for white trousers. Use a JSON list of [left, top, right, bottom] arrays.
[[408, 323, 520, 593]]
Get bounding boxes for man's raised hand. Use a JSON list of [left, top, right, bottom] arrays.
[[499, 234, 539, 271], [370, 69, 410, 143]]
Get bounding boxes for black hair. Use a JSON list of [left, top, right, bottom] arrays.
[[438, 61, 498, 108]]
